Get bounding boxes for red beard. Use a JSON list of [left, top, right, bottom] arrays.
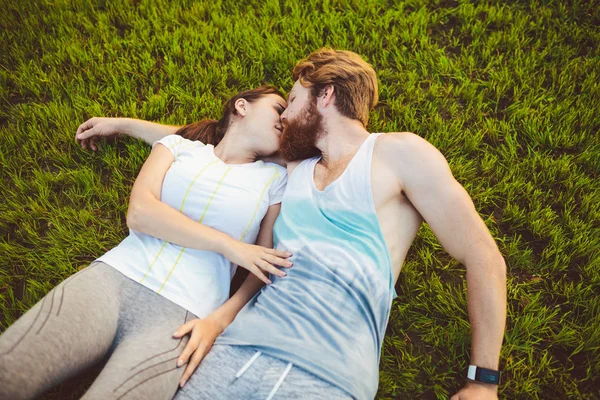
[[279, 97, 324, 162]]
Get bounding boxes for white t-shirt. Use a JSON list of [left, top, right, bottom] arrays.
[[97, 135, 287, 318]]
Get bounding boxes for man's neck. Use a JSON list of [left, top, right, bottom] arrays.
[[316, 117, 370, 168]]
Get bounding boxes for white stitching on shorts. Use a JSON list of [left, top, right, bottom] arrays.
[[265, 362, 293, 400], [235, 351, 262, 379]]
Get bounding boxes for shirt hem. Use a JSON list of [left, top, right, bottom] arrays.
[[214, 337, 366, 400]]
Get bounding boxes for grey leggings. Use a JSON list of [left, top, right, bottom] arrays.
[[0, 261, 197, 400]]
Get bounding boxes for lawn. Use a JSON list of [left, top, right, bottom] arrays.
[[1, 0, 599, 398]]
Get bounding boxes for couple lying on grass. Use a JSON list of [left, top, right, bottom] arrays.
[[0, 48, 507, 400]]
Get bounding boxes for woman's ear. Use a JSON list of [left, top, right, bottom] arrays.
[[234, 98, 248, 117]]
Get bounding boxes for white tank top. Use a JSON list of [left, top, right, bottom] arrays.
[[217, 133, 395, 399], [97, 135, 287, 318]]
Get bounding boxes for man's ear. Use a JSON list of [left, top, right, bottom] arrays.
[[320, 85, 335, 108], [234, 98, 248, 116]]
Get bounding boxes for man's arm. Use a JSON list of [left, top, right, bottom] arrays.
[[75, 117, 181, 150], [383, 133, 507, 394]]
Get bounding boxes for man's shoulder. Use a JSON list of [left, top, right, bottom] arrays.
[[375, 132, 443, 165], [375, 132, 453, 188]]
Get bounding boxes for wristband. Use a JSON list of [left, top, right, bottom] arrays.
[[467, 365, 501, 385]]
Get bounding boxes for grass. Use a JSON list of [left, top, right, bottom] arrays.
[[1, 0, 599, 398]]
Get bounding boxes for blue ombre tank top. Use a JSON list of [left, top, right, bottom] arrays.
[[216, 133, 397, 399]]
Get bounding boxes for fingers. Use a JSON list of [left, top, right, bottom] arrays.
[[179, 342, 210, 387], [266, 248, 292, 259], [256, 259, 286, 278], [75, 118, 95, 138], [262, 253, 293, 269], [77, 126, 98, 141], [177, 335, 200, 367], [249, 265, 272, 285], [172, 320, 197, 338], [75, 120, 96, 151]]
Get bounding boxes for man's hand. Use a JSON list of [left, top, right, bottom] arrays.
[[450, 382, 499, 400], [173, 317, 224, 387], [75, 117, 124, 151]]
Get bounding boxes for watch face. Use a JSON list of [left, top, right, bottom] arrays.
[[476, 368, 501, 384], [481, 371, 499, 383]]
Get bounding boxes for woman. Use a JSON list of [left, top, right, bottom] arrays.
[[0, 86, 292, 400]]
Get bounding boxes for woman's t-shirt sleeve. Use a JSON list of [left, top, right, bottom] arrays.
[[152, 134, 187, 158], [268, 165, 288, 206]]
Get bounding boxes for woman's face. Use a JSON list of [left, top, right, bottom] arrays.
[[243, 94, 287, 156]]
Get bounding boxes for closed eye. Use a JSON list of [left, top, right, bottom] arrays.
[[275, 103, 286, 114]]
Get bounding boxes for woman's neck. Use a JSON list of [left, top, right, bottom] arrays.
[[213, 126, 258, 164]]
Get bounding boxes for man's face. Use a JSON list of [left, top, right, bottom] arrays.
[[279, 81, 324, 162]]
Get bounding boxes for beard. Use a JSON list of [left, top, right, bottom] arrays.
[[279, 96, 324, 162]]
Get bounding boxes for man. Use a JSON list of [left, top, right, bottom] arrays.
[[77, 48, 506, 399]]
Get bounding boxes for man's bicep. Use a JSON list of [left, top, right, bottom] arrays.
[[130, 143, 175, 202], [398, 139, 496, 264], [410, 177, 493, 263]]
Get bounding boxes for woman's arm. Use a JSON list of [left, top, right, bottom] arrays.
[[127, 143, 292, 283], [173, 203, 283, 387], [206, 203, 280, 328], [75, 117, 181, 150]]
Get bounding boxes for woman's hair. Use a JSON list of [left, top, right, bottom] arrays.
[[292, 48, 378, 127], [175, 86, 285, 146]]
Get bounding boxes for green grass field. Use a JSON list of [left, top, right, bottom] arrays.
[[1, 0, 599, 398]]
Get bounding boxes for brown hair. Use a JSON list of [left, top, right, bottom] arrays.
[[292, 48, 378, 127], [175, 86, 285, 145]]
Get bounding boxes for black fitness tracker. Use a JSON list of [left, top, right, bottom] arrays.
[[467, 365, 501, 385]]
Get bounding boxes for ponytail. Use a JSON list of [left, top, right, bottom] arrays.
[[174, 118, 226, 146], [175, 85, 285, 146]]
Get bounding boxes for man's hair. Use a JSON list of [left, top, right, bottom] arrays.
[[292, 48, 378, 127]]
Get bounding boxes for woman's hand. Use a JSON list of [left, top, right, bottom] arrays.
[[75, 117, 124, 150], [173, 317, 224, 387], [222, 240, 293, 285]]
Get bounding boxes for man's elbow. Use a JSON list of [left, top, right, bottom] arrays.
[[494, 252, 507, 281], [466, 246, 507, 279]]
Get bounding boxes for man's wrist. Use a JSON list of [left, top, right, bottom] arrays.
[[465, 380, 499, 392], [466, 364, 501, 386]]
